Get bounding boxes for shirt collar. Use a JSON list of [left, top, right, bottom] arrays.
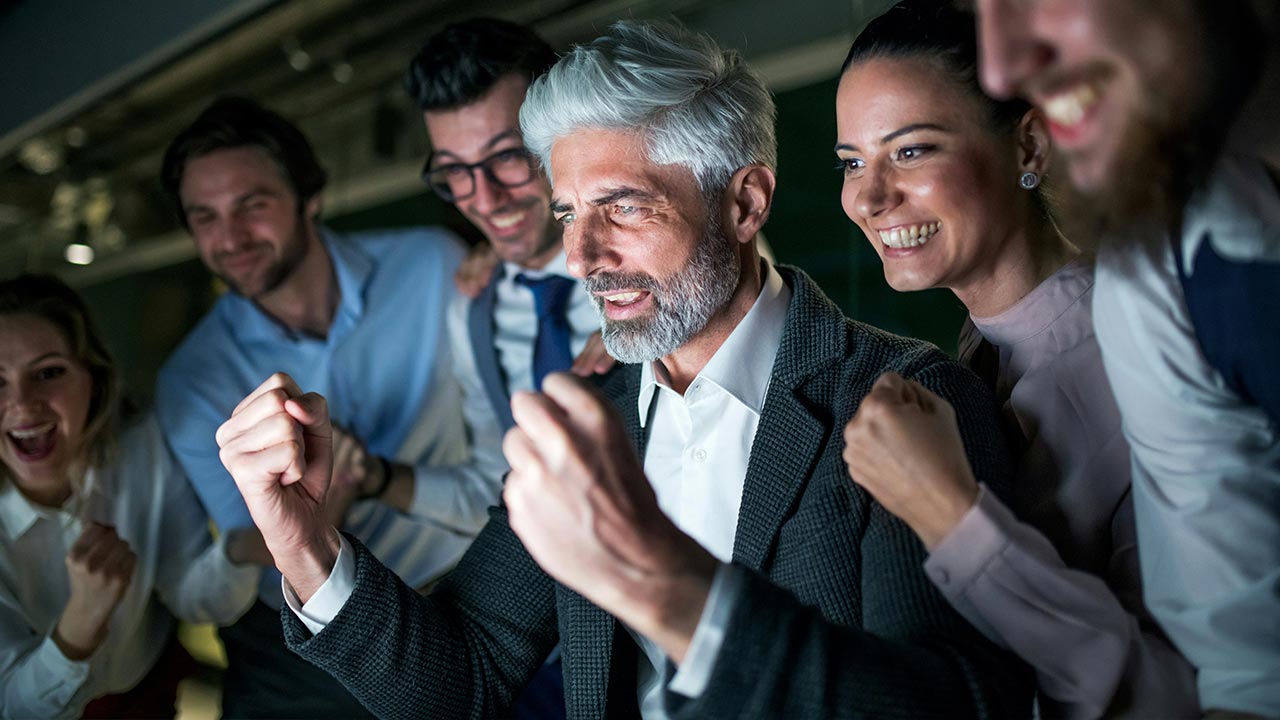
[[229, 227, 372, 344], [327, 228, 375, 321], [500, 249, 573, 285], [0, 481, 75, 540], [638, 261, 791, 426], [1181, 152, 1280, 275]]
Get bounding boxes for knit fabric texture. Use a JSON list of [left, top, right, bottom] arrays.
[[283, 266, 1033, 719]]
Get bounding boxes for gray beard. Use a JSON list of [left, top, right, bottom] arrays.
[[585, 221, 740, 364]]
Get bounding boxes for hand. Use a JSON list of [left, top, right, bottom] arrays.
[[54, 523, 135, 660], [216, 372, 340, 601], [454, 242, 500, 298], [324, 426, 373, 524], [502, 373, 716, 663], [843, 372, 980, 550], [570, 331, 617, 377]]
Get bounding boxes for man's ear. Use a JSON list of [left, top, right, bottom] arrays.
[[1016, 108, 1052, 177], [305, 193, 323, 220], [723, 164, 775, 245]]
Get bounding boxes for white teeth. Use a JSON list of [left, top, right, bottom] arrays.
[[1042, 84, 1098, 127], [490, 210, 528, 229], [8, 423, 54, 440], [604, 291, 644, 305], [878, 222, 940, 249]]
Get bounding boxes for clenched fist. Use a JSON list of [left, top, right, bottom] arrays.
[[216, 372, 340, 602]]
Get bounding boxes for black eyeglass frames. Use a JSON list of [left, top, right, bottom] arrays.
[[422, 147, 539, 203]]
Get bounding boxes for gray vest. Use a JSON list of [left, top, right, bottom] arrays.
[[467, 265, 517, 432]]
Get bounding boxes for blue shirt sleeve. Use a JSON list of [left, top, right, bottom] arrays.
[[154, 361, 256, 535]]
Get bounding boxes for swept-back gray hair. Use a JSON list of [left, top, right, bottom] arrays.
[[519, 19, 777, 195]]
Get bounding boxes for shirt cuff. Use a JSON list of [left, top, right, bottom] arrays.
[[667, 563, 743, 698], [924, 485, 1012, 595], [36, 634, 90, 704], [281, 534, 356, 636]]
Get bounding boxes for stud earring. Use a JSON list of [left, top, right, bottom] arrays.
[[1019, 171, 1040, 190]]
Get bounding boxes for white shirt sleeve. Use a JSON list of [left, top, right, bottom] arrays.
[[0, 631, 91, 719], [667, 563, 743, 698], [283, 534, 358, 636], [1094, 237, 1280, 715]]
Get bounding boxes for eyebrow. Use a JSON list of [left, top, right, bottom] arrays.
[[430, 129, 523, 165], [183, 188, 278, 216], [549, 187, 662, 216], [29, 352, 67, 365], [835, 123, 950, 153]]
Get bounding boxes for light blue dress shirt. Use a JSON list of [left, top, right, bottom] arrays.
[[156, 226, 470, 605]]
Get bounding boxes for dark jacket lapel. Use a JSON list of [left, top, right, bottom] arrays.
[[563, 363, 645, 718], [732, 266, 849, 571]]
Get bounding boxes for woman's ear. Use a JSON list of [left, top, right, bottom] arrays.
[[1016, 108, 1052, 177], [724, 164, 776, 245]]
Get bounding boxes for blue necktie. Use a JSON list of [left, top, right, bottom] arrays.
[[514, 273, 577, 390]]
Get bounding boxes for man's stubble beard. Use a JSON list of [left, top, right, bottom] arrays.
[[219, 210, 311, 299], [1053, 5, 1262, 255]]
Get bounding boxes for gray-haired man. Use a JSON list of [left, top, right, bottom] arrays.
[[216, 20, 1031, 718]]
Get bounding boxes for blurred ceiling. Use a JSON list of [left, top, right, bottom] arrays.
[[0, 0, 878, 288]]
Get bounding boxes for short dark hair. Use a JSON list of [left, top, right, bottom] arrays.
[[0, 274, 123, 480], [404, 18, 557, 112], [161, 96, 328, 229], [843, 0, 1030, 134]]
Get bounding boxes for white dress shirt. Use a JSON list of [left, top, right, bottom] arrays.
[[1092, 152, 1280, 714], [288, 262, 791, 719], [0, 415, 261, 718], [634, 261, 791, 716], [408, 250, 599, 527]]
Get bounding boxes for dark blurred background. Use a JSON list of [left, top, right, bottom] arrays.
[[0, 0, 966, 405]]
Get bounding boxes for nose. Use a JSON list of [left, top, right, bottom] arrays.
[[850, 163, 901, 221], [4, 377, 38, 411], [564, 215, 618, 281], [211, 214, 253, 253], [975, 0, 1051, 99], [468, 170, 510, 215]]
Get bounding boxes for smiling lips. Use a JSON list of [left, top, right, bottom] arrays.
[[1042, 82, 1099, 128], [489, 208, 528, 231], [600, 291, 646, 306], [878, 221, 941, 249], [6, 421, 57, 461]]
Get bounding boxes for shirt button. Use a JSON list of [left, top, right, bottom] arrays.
[[693, 448, 708, 462]]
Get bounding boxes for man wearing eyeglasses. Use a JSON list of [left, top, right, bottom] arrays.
[[388, 20, 616, 718]]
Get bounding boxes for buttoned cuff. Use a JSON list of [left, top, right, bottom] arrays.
[[37, 634, 90, 704], [282, 534, 356, 635], [924, 485, 1011, 594], [667, 563, 743, 698]]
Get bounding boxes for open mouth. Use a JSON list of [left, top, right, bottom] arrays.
[[878, 222, 940, 249], [1043, 84, 1097, 126], [600, 291, 647, 306], [593, 289, 653, 319], [6, 422, 57, 462]]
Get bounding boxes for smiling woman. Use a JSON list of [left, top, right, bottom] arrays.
[[0, 275, 262, 719], [836, 1, 1198, 717]]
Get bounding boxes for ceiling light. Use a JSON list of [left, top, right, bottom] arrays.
[[332, 60, 353, 84], [65, 127, 88, 148], [65, 243, 95, 265], [283, 36, 311, 72], [18, 137, 63, 175]]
